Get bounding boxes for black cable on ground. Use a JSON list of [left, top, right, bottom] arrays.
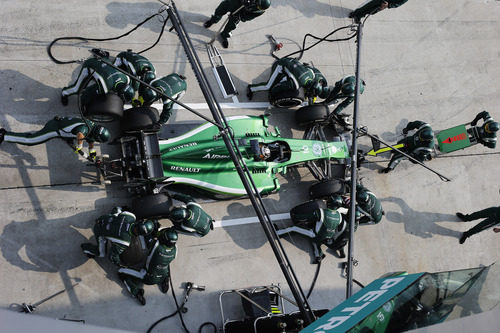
[[170, 275, 191, 333], [146, 275, 186, 333], [198, 322, 217, 333], [282, 25, 357, 61], [48, 11, 166, 64], [306, 259, 322, 299]]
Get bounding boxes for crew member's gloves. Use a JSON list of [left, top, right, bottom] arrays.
[[89, 149, 97, 161], [402, 128, 408, 135]]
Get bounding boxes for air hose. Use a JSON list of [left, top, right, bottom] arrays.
[[48, 9, 169, 65]]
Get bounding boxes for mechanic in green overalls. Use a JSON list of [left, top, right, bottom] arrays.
[[247, 57, 329, 101], [349, 0, 409, 23], [61, 53, 135, 106], [139, 73, 187, 124], [456, 206, 500, 244], [468, 110, 498, 149], [322, 75, 366, 120], [118, 228, 178, 305], [380, 120, 434, 173], [356, 184, 385, 225], [81, 207, 156, 266], [204, 0, 271, 48], [113, 50, 156, 91], [0, 116, 110, 159], [276, 196, 348, 263], [169, 193, 215, 237]]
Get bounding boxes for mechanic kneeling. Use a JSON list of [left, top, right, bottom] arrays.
[[118, 228, 178, 305]]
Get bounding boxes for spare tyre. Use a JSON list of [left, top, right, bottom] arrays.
[[270, 88, 305, 108]]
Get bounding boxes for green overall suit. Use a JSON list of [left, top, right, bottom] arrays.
[[248, 58, 326, 99], [113, 50, 156, 91], [170, 193, 215, 237], [206, 0, 268, 41], [323, 76, 365, 115], [385, 121, 434, 172], [457, 206, 500, 243], [61, 56, 134, 105], [139, 74, 187, 124], [276, 204, 346, 262], [350, 0, 409, 22], [81, 209, 138, 267], [356, 184, 384, 225], [118, 238, 177, 299], [468, 111, 498, 149], [1, 116, 98, 147]]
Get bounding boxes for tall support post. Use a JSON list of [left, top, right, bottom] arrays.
[[346, 22, 363, 299]]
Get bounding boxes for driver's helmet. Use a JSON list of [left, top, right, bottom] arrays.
[[160, 227, 178, 246], [260, 145, 271, 160]]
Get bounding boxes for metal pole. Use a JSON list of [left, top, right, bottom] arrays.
[[167, 3, 316, 324], [346, 22, 363, 299]]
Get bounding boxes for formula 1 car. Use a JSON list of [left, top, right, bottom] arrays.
[[96, 106, 351, 216]]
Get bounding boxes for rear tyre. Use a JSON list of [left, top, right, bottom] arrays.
[[132, 193, 172, 219], [295, 104, 329, 127], [309, 179, 344, 199], [121, 107, 160, 133], [83, 93, 124, 122], [270, 89, 305, 108]]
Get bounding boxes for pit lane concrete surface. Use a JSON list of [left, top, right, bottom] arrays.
[[0, 0, 499, 332]]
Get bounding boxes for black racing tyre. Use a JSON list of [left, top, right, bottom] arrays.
[[131, 193, 172, 219], [83, 93, 124, 122], [309, 179, 344, 199], [295, 104, 329, 127], [290, 200, 326, 228], [270, 89, 305, 108], [121, 106, 160, 133]]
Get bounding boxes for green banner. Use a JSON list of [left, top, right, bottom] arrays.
[[436, 124, 471, 153], [301, 273, 424, 333]]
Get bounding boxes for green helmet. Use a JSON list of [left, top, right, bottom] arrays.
[[486, 121, 499, 133], [341, 78, 365, 95], [94, 125, 111, 143], [170, 207, 189, 222], [419, 128, 434, 142], [357, 191, 369, 203], [160, 227, 178, 246], [327, 194, 344, 210], [257, 0, 271, 10], [117, 83, 135, 103], [139, 85, 158, 105], [134, 220, 155, 236], [142, 71, 156, 83]]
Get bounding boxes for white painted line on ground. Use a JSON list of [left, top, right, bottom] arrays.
[[126, 102, 271, 110], [214, 213, 291, 228]]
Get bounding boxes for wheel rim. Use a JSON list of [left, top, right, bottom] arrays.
[[275, 98, 303, 108]]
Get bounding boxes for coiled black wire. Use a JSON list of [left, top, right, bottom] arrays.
[[47, 10, 169, 65]]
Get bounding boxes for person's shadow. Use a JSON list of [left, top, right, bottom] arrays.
[[273, 1, 351, 19], [381, 196, 462, 239]]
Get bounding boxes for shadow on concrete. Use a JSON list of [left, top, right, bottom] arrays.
[[273, 1, 351, 19], [381, 196, 462, 239]]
